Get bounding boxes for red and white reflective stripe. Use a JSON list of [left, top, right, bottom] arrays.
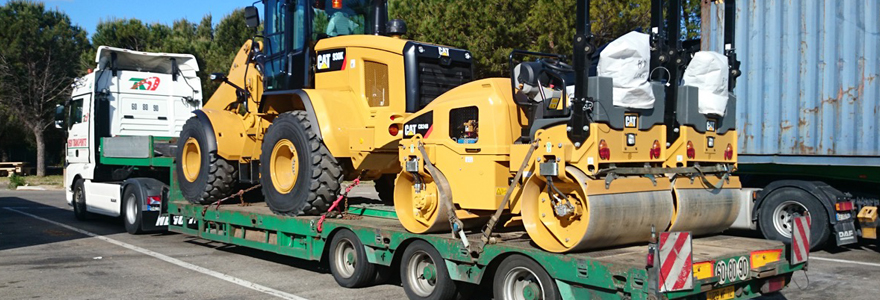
[[658, 232, 694, 292], [791, 216, 810, 264]]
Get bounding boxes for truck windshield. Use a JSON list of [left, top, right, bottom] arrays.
[[313, 0, 377, 38]]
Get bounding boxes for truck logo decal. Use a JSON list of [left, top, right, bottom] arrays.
[[130, 77, 161, 91], [67, 138, 88, 147], [316, 49, 346, 73]]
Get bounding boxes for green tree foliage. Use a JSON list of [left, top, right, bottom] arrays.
[[0, 1, 89, 176], [392, 0, 700, 78], [203, 9, 254, 97]]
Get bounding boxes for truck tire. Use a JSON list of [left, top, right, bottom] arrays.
[[260, 111, 342, 215], [494, 254, 560, 300], [72, 179, 93, 221], [400, 240, 459, 300], [329, 229, 378, 288], [758, 187, 830, 250], [176, 117, 237, 205], [375, 174, 395, 205], [123, 185, 144, 234]]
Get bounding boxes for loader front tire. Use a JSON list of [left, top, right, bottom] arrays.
[[260, 111, 342, 216], [176, 117, 237, 205]]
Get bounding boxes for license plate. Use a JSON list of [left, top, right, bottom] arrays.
[[707, 286, 735, 300]]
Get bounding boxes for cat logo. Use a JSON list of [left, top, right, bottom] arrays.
[[438, 47, 450, 57], [316, 49, 346, 72], [318, 53, 331, 70], [624, 114, 638, 128], [706, 120, 717, 132]]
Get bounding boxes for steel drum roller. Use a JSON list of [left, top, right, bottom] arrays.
[[521, 166, 675, 253], [668, 176, 741, 236]]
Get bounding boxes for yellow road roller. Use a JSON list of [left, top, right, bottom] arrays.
[[394, 0, 744, 253], [659, 0, 743, 236]]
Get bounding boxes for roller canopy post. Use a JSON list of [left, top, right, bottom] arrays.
[[724, 0, 741, 90], [568, 0, 594, 145]]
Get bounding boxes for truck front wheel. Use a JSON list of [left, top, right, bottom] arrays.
[[176, 117, 237, 205], [260, 111, 341, 216], [72, 179, 93, 221], [758, 187, 830, 250]]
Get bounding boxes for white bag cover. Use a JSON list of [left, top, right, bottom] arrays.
[[682, 51, 730, 116], [597, 31, 655, 109]]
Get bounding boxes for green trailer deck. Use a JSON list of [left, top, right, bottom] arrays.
[[167, 198, 804, 300]]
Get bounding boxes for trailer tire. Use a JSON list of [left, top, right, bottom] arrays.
[[400, 240, 458, 300], [123, 185, 144, 234], [329, 229, 378, 288], [260, 111, 341, 216], [72, 179, 93, 221], [176, 117, 237, 205], [375, 174, 395, 205], [493, 254, 560, 300], [758, 187, 830, 250]]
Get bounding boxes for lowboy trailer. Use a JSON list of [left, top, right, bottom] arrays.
[[165, 178, 804, 300]]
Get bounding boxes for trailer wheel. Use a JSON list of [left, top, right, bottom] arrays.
[[375, 174, 395, 205], [123, 185, 144, 234], [494, 255, 560, 300], [72, 179, 93, 221], [401, 240, 458, 300], [176, 117, 237, 205], [260, 111, 342, 216], [758, 187, 830, 250], [329, 229, 377, 288]]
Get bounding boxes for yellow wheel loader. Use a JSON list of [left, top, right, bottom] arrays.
[[394, 0, 744, 253], [175, 0, 473, 215]]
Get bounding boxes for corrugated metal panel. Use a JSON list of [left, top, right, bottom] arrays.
[[703, 0, 880, 163]]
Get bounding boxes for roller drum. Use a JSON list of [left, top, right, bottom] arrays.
[[669, 176, 742, 236], [522, 166, 675, 253]]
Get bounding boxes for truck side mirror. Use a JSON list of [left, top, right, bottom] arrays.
[[54, 104, 65, 129], [210, 73, 228, 83], [244, 6, 260, 29]]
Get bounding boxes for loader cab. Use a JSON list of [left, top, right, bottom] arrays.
[[254, 0, 388, 91]]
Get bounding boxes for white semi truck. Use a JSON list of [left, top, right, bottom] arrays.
[[56, 46, 202, 233]]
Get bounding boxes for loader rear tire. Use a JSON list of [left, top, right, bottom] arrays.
[[176, 117, 237, 205], [375, 174, 395, 205], [260, 111, 342, 215]]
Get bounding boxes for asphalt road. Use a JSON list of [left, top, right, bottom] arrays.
[[1, 189, 878, 300]]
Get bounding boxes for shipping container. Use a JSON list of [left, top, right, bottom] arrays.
[[703, 0, 880, 166], [704, 0, 880, 249]]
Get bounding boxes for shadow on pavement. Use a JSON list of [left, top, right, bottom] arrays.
[[0, 195, 129, 251]]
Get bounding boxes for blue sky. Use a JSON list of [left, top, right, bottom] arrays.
[[23, 0, 248, 38]]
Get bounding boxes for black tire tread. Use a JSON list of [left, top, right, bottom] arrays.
[[177, 117, 237, 205], [264, 111, 342, 216], [374, 174, 395, 205], [758, 187, 831, 250]]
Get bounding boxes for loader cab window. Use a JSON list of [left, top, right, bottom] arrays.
[[264, 0, 307, 90], [68, 98, 84, 129], [450, 106, 479, 144], [312, 0, 375, 39]]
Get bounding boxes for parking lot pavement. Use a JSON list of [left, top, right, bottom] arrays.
[[2, 190, 878, 300]]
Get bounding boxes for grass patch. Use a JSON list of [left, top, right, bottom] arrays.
[[0, 174, 63, 189]]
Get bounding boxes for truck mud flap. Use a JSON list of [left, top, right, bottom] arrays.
[[834, 220, 857, 246]]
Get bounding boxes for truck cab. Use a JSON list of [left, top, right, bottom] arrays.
[[59, 46, 202, 233]]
